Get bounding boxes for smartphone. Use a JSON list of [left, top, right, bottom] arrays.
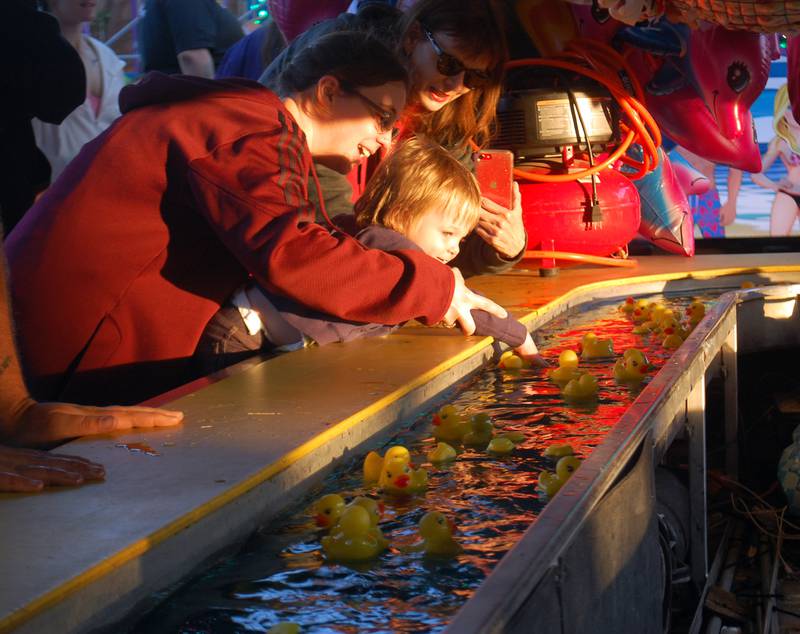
[[475, 149, 514, 209]]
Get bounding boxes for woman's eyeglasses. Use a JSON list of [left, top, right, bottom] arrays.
[[423, 27, 491, 89], [339, 81, 398, 134]]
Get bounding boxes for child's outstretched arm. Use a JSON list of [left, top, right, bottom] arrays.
[[470, 310, 549, 368]]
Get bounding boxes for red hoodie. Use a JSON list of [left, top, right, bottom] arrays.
[[6, 73, 454, 405]]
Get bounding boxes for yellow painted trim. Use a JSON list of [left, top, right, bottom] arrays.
[[4, 262, 800, 632]]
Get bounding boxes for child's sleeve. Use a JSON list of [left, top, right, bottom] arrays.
[[470, 310, 528, 348]]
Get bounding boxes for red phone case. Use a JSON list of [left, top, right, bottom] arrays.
[[475, 149, 514, 209]]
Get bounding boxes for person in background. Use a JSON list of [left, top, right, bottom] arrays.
[[215, 17, 286, 82], [0, 223, 183, 493], [0, 0, 85, 232], [7, 31, 504, 407], [138, 0, 243, 78], [33, 0, 127, 182], [198, 137, 546, 370], [751, 84, 800, 235], [261, 0, 526, 279]]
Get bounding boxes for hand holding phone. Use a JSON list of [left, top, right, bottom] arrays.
[[475, 149, 514, 209]]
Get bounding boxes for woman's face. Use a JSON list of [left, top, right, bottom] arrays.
[[313, 80, 407, 174], [405, 25, 491, 113], [50, 0, 97, 25]]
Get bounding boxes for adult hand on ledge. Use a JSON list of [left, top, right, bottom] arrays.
[[0, 397, 184, 448], [0, 444, 105, 492]]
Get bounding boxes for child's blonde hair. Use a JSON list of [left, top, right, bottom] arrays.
[[354, 136, 481, 235]]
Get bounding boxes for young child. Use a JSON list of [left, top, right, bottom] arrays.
[[196, 137, 544, 369]]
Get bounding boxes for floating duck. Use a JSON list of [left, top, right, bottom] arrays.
[[662, 333, 684, 349], [613, 349, 651, 384], [619, 296, 636, 314], [497, 430, 526, 444], [543, 443, 574, 459], [659, 317, 686, 349], [486, 437, 515, 455], [562, 372, 599, 402], [547, 349, 581, 384], [363, 445, 411, 485], [266, 623, 300, 634], [349, 496, 389, 548], [632, 321, 654, 335], [416, 511, 462, 556], [686, 301, 706, 328], [431, 405, 470, 442], [537, 455, 582, 498], [427, 441, 457, 463], [381, 457, 428, 495], [498, 350, 527, 370], [579, 333, 614, 359], [462, 413, 495, 446], [311, 493, 346, 529], [321, 505, 387, 561]]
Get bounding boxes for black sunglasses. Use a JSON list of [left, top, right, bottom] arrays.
[[422, 27, 491, 89], [339, 81, 398, 134]]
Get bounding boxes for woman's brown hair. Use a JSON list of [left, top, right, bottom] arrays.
[[398, 0, 508, 150]]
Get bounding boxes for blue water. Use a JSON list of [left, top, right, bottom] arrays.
[[128, 292, 718, 634]]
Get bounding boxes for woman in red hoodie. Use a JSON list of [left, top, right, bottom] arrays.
[[7, 30, 504, 406]]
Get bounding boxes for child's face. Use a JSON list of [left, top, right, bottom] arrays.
[[405, 208, 470, 263]]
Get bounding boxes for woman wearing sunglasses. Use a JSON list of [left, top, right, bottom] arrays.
[[261, 0, 526, 278], [6, 30, 506, 406]]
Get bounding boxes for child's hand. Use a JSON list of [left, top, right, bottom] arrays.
[[514, 333, 550, 367]]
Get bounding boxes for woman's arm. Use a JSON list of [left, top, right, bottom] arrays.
[[750, 138, 783, 191]]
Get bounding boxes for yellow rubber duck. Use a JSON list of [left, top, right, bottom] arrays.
[[686, 300, 706, 329], [381, 457, 428, 495], [543, 443, 574, 459], [348, 496, 389, 549], [363, 445, 411, 485], [462, 413, 495, 446], [431, 405, 470, 442], [579, 333, 614, 359], [498, 350, 528, 370], [486, 437, 515, 455], [497, 430, 526, 444], [321, 505, 387, 562], [537, 455, 582, 498], [619, 296, 636, 314], [562, 372, 599, 402], [613, 348, 651, 384], [311, 493, 346, 529], [659, 317, 685, 349], [632, 321, 654, 335], [416, 511, 462, 556], [547, 349, 581, 384], [266, 623, 300, 634], [427, 441, 457, 463]]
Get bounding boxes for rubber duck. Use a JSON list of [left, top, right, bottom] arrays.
[[363, 445, 411, 485], [659, 317, 686, 349], [662, 333, 684, 349], [431, 405, 470, 442], [547, 349, 581, 384], [686, 301, 706, 329], [266, 623, 300, 634], [562, 372, 599, 402], [416, 511, 462, 556], [543, 443, 574, 459], [537, 455, 582, 498], [486, 437, 515, 455], [579, 333, 614, 359], [349, 496, 389, 548], [498, 350, 527, 370], [462, 413, 495, 446], [613, 349, 651, 384], [632, 321, 654, 335], [427, 441, 457, 463], [497, 430, 526, 444], [619, 296, 636, 314], [311, 493, 346, 529], [381, 457, 428, 495], [321, 505, 387, 562]]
